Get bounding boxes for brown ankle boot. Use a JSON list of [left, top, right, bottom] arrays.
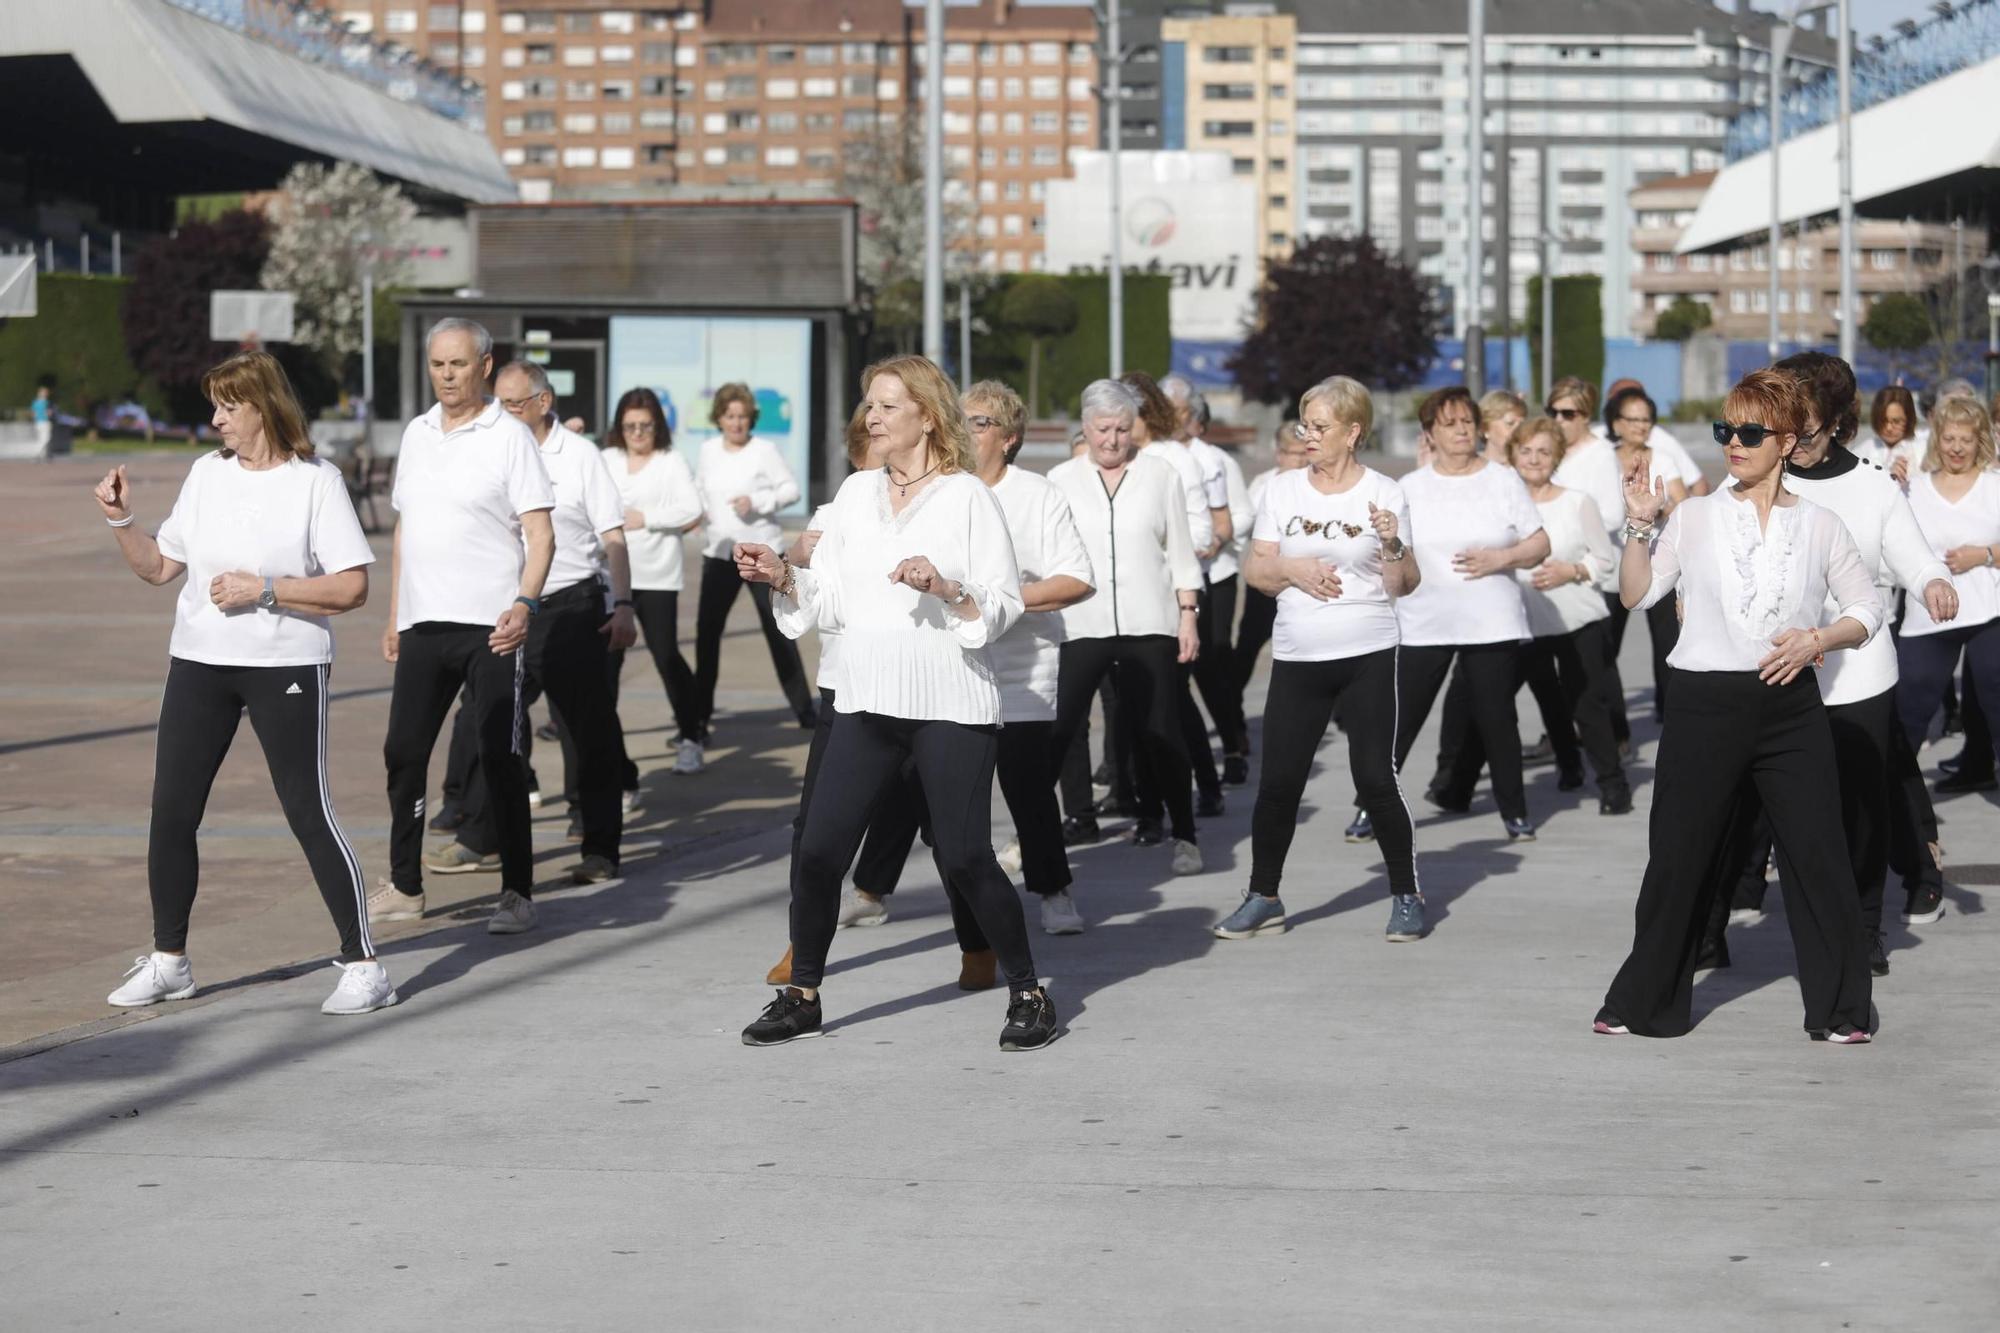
[[765, 945, 794, 987], [957, 949, 996, 991]]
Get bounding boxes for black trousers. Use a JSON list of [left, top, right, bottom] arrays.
[[1053, 635, 1196, 842], [150, 658, 372, 961], [1166, 661, 1223, 804], [1395, 643, 1529, 824], [460, 581, 626, 867], [1603, 671, 1871, 1037], [1194, 574, 1249, 756], [384, 622, 535, 896], [1250, 649, 1417, 897], [1888, 716, 1945, 896], [788, 687, 936, 899], [1233, 586, 1277, 699], [618, 587, 699, 743], [790, 710, 1037, 991], [692, 554, 815, 738], [1441, 623, 1625, 796], [1897, 621, 2000, 768]]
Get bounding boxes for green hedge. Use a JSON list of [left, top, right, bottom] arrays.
[[1523, 274, 1606, 396], [0, 274, 155, 420], [973, 272, 1173, 417]]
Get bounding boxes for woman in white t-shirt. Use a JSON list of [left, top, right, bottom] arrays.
[[1853, 384, 1917, 474], [691, 382, 816, 739], [1213, 376, 1421, 943], [90, 352, 393, 1017], [605, 387, 706, 772], [1384, 386, 1550, 849]]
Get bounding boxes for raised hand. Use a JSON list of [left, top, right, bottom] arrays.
[[1367, 500, 1398, 544], [93, 465, 131, 521], [1623, 456, 1666, 526]]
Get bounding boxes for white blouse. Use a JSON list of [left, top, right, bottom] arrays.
[[802, 504, 843, 691], [1518, 488, 1616, 638], [775, 470, 1023, 725], [607, 446, 702, 592], [1047, 452, 1204, 641], [988, 467, 1095, 723], [1553, 435, 1627, 539], [1901, 470, 2000, 638], [1394, 461, 1545, 648], [696, 435, 800, 561], [1637, 490, 1883, 672]]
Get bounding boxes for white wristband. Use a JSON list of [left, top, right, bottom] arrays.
[[106, 514, 136, 528]]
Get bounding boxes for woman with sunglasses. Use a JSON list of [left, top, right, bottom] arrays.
[[607, 388, 707, 772], [1215, 377, 1420, 942], [1548, 377, 1641, 749], [1595, 369, 1880, 1043]]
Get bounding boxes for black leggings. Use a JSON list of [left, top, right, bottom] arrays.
[[1052, 635, 1196, 842], [616, 587, 699, 742], [151, 658, 372, 961], [1233, 586, 1277, 698], [1194, 574, 1249, 755], [1395, 643, 1529, 823], [1439, 623, 1625, 796], [790, 710, 1037, 991], [692, 555, 815, 737], [1250, 649, 1417, 897], [1602, 671, 1870, 1038], [1897, 620, 2000, 766]]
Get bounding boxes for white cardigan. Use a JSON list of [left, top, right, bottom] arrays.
[[1047, 452, 1204, 641], [606, 446, 702, 592], [1518, 488, 1616, 638], [775, 470, 1023, 725]]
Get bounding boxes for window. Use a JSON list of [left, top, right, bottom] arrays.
[[501, 147, 525, 165], [522, 145, 555, 165], [844, 108, 876, 131], [1003, 112, 1023, 133], [846, 74, 875, 97], [603, 112, 632, 133], [1069, 112, 1090, 134], [1269, 157, 1288, 172], [563, 46, 595, 66], [804, 113, 835, 132], [523, 43, 552, 64], [1070, 43, 1091, 63], [640, 41, 673, 62], [979, 77, 999, 99], [1203, 121, 1256, 138], [1032, 111, 1059, 133], [977, 217, 998, 238], [644, 144, 675, 164], [602, 79, 632, 101], [562, 113, 597, 133], [946, 42, 974, 64], [503, 47, 526, 67], [1004, 180, 1023, 200], [1030, 42, 1062, 64], [1068, 77, 1091, 99], [600, 11, 634, 35], [804, 77, 837, 97], [1869, 250, 1897, 270], [767, 45, 796, 65], [461, 9, 484, 32], [768, 111, 798, 132], [1003, 215, 1023, 236], [601, 45, 633, 64], [766, 146, 800, 166], [602, 146, 635, 169], [844, 42, 878, 64], [1031, 146, 1060, 165], [978, 180, 998, 203], [639, 75, 672, 95], [1232, 157, 1254, 176], [1003, 77, 1022, 99], [765, 78, 797, 98], [805, 45, 836, 65], [978, 111, 998, 132], [1204, 84, 1256, 101], [463, 45, 484, 66], [427, 6, 459, 29], [432, 42, 458, 62], [1269, 194, 1288, 210], [1205, 46, 1255, 63], [562, 146, 597, 167], [1649, 253, 1676, 273], [565, 80, 595, 100], [384, 10, 418, 34], [944, 110, 973, 133], [562, 13, 592, 33], [521, 110, 554, 131], [943, 75, 974, 97], [1268, 231, 1290, 248]]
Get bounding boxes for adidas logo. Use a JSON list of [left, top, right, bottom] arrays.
[[285, 682, 302, 695]]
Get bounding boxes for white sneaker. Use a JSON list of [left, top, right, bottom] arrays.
[[107, 952, 196, 1008], [996, 837, 1024, 874], [487, 889, 538, 935], [674, 739, 705, 775], [1040, 890, 1086, 935], [1170, 839, 1204, 876], [367, 878, 426, 922], [528, 790, 545, 810], [321, 959, 399, 1015], [836, 890, 889, 929], [1727, 907, 1766, 927], [622, 788, 642, 816]]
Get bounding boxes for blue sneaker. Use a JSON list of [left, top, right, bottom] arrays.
[[1385, 893, 1427, 942], [1213, 893, 1287, 940], [1344, 808, 1374, 843]]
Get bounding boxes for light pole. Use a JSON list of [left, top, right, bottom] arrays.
[[1465, 0, 1486, 396], [922, 0, 945, 364], [1538, 229, 1564, 405], [1983, 255, 2000, 403], [1836, 0, 1856, 363], [1102, 2, 1124, 377], [1768, 1, 1838, 361], [358, 226, 375, 438], [1767, 22, 1791, 361]]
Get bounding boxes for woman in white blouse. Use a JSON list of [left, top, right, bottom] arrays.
[[1853, 384, 1916, 473], [692, 382, 816, 739], [734, 355, 1054, 1053], [1597, 369, 1879, 1043], [1605, 386, 1689, 729], [1215, 376, 1420, 943], [1435, 416, 1631, 815], [605, 388, 707, 773], [1046, 380, 1207, 875]]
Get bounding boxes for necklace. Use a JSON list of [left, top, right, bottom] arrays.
[[889, 459, 940, 497]]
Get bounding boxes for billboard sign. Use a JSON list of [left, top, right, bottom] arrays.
[[1041, 151, 1258, 342]]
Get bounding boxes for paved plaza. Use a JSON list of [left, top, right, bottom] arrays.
[[2, 456, 1997, 1327]]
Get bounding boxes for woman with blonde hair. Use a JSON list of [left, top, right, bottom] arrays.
[[1478, 389, 1527, 463], [735, 355, 1054, 1051], [92, 351, 393, 1016]]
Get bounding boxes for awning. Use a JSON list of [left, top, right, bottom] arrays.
[[1, 0, 515, 204], [1677, 52, 2000, 253]]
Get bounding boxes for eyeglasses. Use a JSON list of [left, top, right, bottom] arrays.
[[966, 415, 1000, 431], [499, 394, 546, 411], [621, 421, 656, 435], [1617, 415, 1655, 427], [1548, 407, 1586, 421], [1292, 419, 1340, 440], [1712, 420, 1777, 448]]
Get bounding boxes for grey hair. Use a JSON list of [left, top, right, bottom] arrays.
[[496, 359, 554, 398], [1160, 373, 1211, 430], [1079, 378, 1140, 425], [426, 317, 493, 360]]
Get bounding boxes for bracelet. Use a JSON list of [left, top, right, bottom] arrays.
[[1621, 521, 1655, 543], [613, 597, 635, 609], [1380, 539, 1408, 563], [776, 557, 797, 599], [106, 514, 136, 529], [945, 582, 972, 608], [1179, 605, 1199, 616], [513, 595, 540, 615], [1809, 627, 1826, 669]]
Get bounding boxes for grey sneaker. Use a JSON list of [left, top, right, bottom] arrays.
[[1385, 893, 1427, 942], [424, 842, 499, 874], [1213, 893, 1286, 940], [487, 889, 538, 935]]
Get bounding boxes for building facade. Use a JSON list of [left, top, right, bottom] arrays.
[[1160, 7, 1295, 262]]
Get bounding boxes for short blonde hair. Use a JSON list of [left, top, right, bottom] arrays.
[[963, 379, 1027, 461], [200, 351, 315, 461], [1479, 389, 1527, 426], [1925, 394, 1997, 473], [1298, 375, 1374, 444], [709, 381, 758, 429], [1548, 376, 1598, 419], [1508, 415, 1564, 469], [861, 354, 976, 475]]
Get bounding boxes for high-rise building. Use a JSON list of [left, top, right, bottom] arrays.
[[1159, 7, 1295, 262]]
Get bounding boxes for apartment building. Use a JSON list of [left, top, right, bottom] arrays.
[[1160, 7, 1295, 262], [1630, 172, 1987, 343], [330, 0, 1094, 273]]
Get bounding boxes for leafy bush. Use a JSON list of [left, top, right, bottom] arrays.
[[0, 275, 151, 423], [1525, 275, 1606, 393]]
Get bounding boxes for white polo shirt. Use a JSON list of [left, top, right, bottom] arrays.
[[535, 420, 627, 597], [391, 399, 555, 631]]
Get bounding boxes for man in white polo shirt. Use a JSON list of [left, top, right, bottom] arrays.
[[432, 361, 637, 889], [369, 319, 556, 936]]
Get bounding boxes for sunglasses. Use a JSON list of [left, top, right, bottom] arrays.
[[1548, 407, 1585, 421], [1712, 421, 1778, 448]]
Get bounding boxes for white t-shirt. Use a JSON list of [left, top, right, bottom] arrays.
[[391, 400, 556, 631], [536, 422, 626, 597], [607, 446, 702, 592], [1252, 466, 1408, 662], [1198, 439, 1253, 583], [1393, 461, 1544, 647], [154, 452, 375, 667], [697, 435, 800, 561], [989, 466, 1095, 722], [1902, 470, 2000, 637], [1142, 439, 1217, 570], [1517, 488, 1615, 638], [1553, 435, 1626, 539]]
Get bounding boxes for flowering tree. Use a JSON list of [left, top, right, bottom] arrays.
[[259, 162, 416, 384]]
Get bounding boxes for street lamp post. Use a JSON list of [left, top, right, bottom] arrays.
[[922, 0, 945, 365], [1105, 2, 1124, 378], [1538, 229, 1563, 406], [1836, 0, 1856, 363], [1767, 23, 1791, 361], [358, 227, 375, 438], [1465, 0, 1486, 397], [1768, 1, 1842, 360]]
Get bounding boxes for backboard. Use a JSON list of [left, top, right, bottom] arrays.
[[210, 290, 295, 343]]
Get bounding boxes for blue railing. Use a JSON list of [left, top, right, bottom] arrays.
[[161, 0, 484, 124], [1726, 0, 2000, 161]]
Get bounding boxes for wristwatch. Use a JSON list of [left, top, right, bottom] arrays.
[[258, 577, 277, 610]]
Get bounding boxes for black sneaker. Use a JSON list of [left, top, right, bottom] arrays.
[[1599, 782, 1634, 816], [1196, 789, 1225, 818], [1902, 884, 1946, 925], [1061, 815, 1102, 846], [1934, 769, 1997, 795], [535, 720, 560, 743], [1504, 816, 1537, 842], [1091, 761, 1113, 787], [1094, 793, 1137, 817], [1868, 932, 1890, 977], [1556, 768, 1585, 792], [1695, 932, 1731, 971], [742, 988, 823, 1046], [1939, 752, 1963, 774], [1222, 754, 1250, 786], [1000, 987, 1058, 1051], [566, 813, 584, 843], [1344, 808, 1374, 843], [427, 805, 465, 834], [1427, 786, 1471, 814], [569, 854, 617, 886], [1132, 818, 1165, 847]]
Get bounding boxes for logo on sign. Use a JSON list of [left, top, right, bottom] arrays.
[[1126, 197, 1177, 248]]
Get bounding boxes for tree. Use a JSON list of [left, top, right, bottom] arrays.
[[1524, 274, 1606, 396], [999, 275, 1079, 417], [840, 114, 971, 355], [1653, 295, 1713, 343], [1228, 235, 1440, 408], [1863, 292, 1932, 354], [260, 162, 415, 386], [122, 210, 273, 424]]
